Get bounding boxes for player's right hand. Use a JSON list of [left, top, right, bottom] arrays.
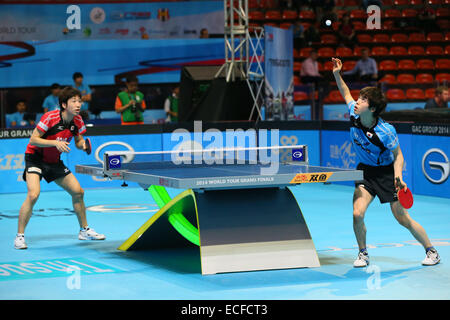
[[332, 57, 343, 73], [54, 140, 70, 153]]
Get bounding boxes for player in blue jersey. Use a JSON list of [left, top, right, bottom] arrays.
[[332, 58, 440, 267]]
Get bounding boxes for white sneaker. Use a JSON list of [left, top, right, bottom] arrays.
[[353, 251, 369, 267], [78, 227, 106, 240], [422, 249, 440, 266], [14, 234, 27, 250]]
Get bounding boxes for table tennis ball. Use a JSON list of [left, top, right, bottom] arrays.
[[325, 20, 332, 27]]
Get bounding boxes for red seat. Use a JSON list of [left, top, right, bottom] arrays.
[[259, 0, 278, 9], [350, 9, 366, 19], [379, 74, 396, 84], [325, 90, 345, 103], [416, 59, 435, 70], [294, 76, 302, 86], [357, 34, 372, 43], [350, 90, 360, 99], [391, 33, 408, 43], [410, 0, 422, 4], [383, 20, 397, 30], [436, 59, 450, 69], [445, 32, 450, 41], [344, 0, 358, 4], [318, 47, 335, 58], [427, 33, 444, 42], [353, 46, 369, 56], [425, 88, 435, 99], [416, 73, 434, 84], [265, 10, 281, 20], [282, 10, 298, 20], [397, 74, 416, 84], [408, 46, 425, 55], [426, 46, 444, 55], [336, 47, 353, 57], [394, 0, 408, 4], [446, 45, 450, 54], [402, 9, 417, 18], [373, 34, 390, 43], [437, 20, 449, 30], [323, 61, 334, 71], [299, 47, 313, 58], [406, 89, 425, 100], [279, 22, 292, 29], [299, 10, 315, 20], [294, 91, 308, 101], [249, 0, 259, 9], [343, 60, 357, 72], [398, 60, 416, 70], [384, 9, 402, 18], [436, 73, 450, 82], [428, 0, 441, 4], [379, 60, 398, 71], [408, 33, 426, 42], [321, 34, 338, 45], [371, 46, 389, 56], [352, 21, 366, 30], [293, 62, 302, 72], [249, 11, 265, 21], [436, 8, 449, 17], [389, 46, 408, 56], [386, 89, 406, 101]]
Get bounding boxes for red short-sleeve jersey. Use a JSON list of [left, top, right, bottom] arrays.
[[25, 110, 87, 163]]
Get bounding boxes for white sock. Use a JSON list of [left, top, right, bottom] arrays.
[[16, 233, 25, 237]]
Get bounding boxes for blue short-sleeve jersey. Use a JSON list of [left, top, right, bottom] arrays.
[[348, 100, 399, 166]]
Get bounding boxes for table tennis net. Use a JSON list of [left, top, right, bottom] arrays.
[[103, 145, 308, 171]]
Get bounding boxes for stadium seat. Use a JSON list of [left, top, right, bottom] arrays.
[[426, 46, 444, 55], [394, 0, 408, 4], [379, 60, 398, 71], [264, 22, 278, 28], [350, 90, 360, 99], [279, 23, 292, 29], [353, 47, 369, 56], [325, 90, 345, 103], [357, 34, 372, 43], [299, 10, 315, 20], [416, 73, 434, 84], [249, 11, 265, 21], [427, 33, 444, 42], [410, 0, 422, 4], [416, 59, 435, 70], [386, 89, 406, 101], [445, 32, 450, 41], [343, 60, 357, 72], [389, 46, 408, 56], [344, 0, 358, 5], [379, 74, 397, 84], [336, 47, 353, 57], [259, 0, 278, 9], [425, 88, 435, 99], [350, 9, 366, 19], [406, 89, 425, 100], [282, 10, 298, 20], [446, 45, 450, 54], [391, 33, 408, 43], [323, 61, 334, 71], [294, 91, 308, 101], [402, 9, 417, 18], [293, 49, 299, 59], [318, 47, 335, 58], [382, 0, 393, 4], [436, 73, 450, 82], [294, 62, 302, 72], [371, 46, 389, 56], [384, 9, 401, 18], [437, 20, 449, 30], [352, 21, 366, 30], [294, 76, 302, 86], [398, 60, 416, 70], [436, 8, 449, 17], [408, 33, 426, 42], [397, 74, 415, 84], [299, 47, 313, 58], [436, 59, 450, 69], [249, 0, 259, 9], [321, 34, 338, 45], [427, 0, 441, 4], [265, 10, 281, 20], [408, 46, 425, 55], [383, 20, 397, 31], [373, 34, 390, 43]]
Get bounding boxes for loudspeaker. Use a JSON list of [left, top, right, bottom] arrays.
[[179, 66, 254, 121]]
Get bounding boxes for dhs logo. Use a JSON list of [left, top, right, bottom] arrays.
[[422, 148, 449, 184], [109, 155, 122, 169], [292, 148, 304, 162]]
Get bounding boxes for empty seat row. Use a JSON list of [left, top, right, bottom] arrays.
[[379, 73, 450, 84]]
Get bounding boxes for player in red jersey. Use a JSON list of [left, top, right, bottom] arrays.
[[15, 87, 105, 249]]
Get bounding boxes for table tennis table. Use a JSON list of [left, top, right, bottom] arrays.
[[76, 145, 363, 275]]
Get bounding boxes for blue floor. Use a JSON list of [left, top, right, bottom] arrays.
[[1, 183, 449, 300]]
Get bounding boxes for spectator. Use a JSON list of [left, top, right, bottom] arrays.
[[164, 86, 179, 123], [280, 0, 300, 10], [343, 48, 378, 82], [42, 83, 61, 112], [9, 100, 35, 127], [418, 1, 438, 32], [72, 72, 92, 121], [115, 74, 147, 125], [293, 21, 305, 49], [200, 28, 209, 39], [303, 21, 321, 46], [338, 12, 356, 48], [425, 86, 448, 109]]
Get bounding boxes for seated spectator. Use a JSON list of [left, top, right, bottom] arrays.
[[9, 100, 35, 127], [343, 48, 378, 82], [425, 86, 448, 109], [115, 74, 147, 125], [164, 86, 179, 123], [42, 83, 61, 112], [338, 12, 356, 48]]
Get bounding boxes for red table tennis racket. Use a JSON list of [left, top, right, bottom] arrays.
[[396, 177, 413, 209], [85, 138, 92, 155]]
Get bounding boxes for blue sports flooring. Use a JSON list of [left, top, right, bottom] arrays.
[[0, 183, 449, 300]]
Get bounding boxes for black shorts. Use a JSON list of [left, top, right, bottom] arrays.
[[23, 154, 71, 183], [355, 163, 398, 204]]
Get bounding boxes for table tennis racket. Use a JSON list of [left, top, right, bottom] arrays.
[[395, 177, 413, 209], [85, 138, 92, 155]]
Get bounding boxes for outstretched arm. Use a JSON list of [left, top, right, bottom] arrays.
[[332, 58, 354, 105]]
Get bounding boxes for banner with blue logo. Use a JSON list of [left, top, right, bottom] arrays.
[[264, 26, 294, 121], [0, 2, 223, 40]]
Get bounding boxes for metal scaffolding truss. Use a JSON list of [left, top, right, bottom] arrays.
[[216, 0, 265, 120]]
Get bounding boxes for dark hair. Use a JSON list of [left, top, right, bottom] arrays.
[[359, 86, 387, 117], [435, 86, 448, 96], [51, 83, 60, 90], [126, 74, 138, 83], [72, 72, 83, 81], [59, 86, 82, 110]]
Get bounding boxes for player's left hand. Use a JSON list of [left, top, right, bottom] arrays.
[[395, 176, 407, 191]]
